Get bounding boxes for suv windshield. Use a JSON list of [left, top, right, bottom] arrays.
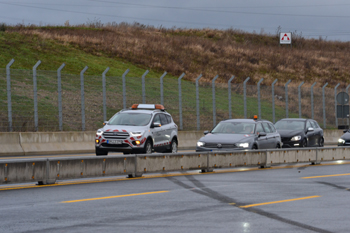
[[109, 112, 152, 126], [211, 122, 255, 134], [275, 120, 305, 130]]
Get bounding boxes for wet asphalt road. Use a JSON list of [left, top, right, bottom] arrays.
[[0, 161, 349, 233]]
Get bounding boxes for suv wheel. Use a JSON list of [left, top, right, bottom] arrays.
[[96, 148, 108, 156], [143, 139, 153, 154], [169, 138, 178, 153]]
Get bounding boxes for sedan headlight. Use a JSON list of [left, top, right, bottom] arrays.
[[291, 135, 301, 141], [235, 142, 249, 148], [338, 138, 345, 144], [96, 130, 103, 136], [130, 131, 144, 137], [197, 141, 205, 147]]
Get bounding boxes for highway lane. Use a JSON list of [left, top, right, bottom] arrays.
[[0, 161, 349, 232]]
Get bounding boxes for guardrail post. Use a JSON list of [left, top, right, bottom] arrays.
[[102, 67, 110, 122], [142, 70, 149, 104], [243, 77, 250, 119], [212, 75, 219, 127], [285, 79, 292, 118], [322, 83, 328, 128], [298, 81, 304, 118], [311, 147, 320, 165], [33, 60, 41, 132], [271, 79, 277, 123], [178, 73, 185, 130], [80, 66, 88, 131], [335, 83, 340, 128], [261, 150, 271, 168], [6, 59, 15, 132], [57, 63, 65, 131], [257, 78, 264, 119], [228, 76, 235, 119], [122, 69, 130, 109], [195, 74, 203, 130], [160, 72, 167, 105], [346, 84, 350, 126], [311, 82, 316, 119]]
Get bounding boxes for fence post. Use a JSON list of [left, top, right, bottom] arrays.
[[6, 59, 15, 132], [33, 60, 41, 132], [310, 82, 317, 119], [102, 67, 110, 122], [346, 84, 350, 126], [212, 75, 219, 127], [322, 83, 328, 129], [243, 77, 250, 119], [122, 69, 130, 109], [285, 79, 292, 118], [178, 73, 185, 130], [228, 75, 235, 119], [271, 79, 277, 123], [298, 81, 304, 118], [80, 66, 88, 131], [160, 72, 167, 106], [257, 78, 264, 119], [141, 70, 149, 104], [334, 83, 340, 128], [57, 63, 65, 131], [195, 74, 202, 131]]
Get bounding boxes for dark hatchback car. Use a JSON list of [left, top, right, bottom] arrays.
[[274, 118, 324, 148], [338, 129, 350, 146], [196, 118, 282, 151]]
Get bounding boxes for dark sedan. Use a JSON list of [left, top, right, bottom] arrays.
[[338, 129, 350, 146], [274, 118, 324, 148], [196, 118, 282, 151]]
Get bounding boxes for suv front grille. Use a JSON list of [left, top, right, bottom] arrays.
[[103, 132, 129, 139]]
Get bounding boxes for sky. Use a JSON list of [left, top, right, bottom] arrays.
[[1, 0, 350, 41]]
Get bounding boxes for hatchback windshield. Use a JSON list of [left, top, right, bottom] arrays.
[[211, 122, 255, 134], [108, 113, 152, 126], [275, 120, 305, 130]]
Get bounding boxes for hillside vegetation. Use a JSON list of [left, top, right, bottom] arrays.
[[1, 22, 350, 88]]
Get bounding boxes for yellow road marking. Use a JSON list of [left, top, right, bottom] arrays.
[[237, 195, 320, 208], [301, 173, 350, 179], [61, 190, 168, 203]]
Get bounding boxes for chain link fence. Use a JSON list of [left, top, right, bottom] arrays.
[[0, 65, 347, 132]]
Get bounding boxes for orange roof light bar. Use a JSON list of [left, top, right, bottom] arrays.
[[155, 104, 165, 110], [131, 104, 139, 109], [253, 115, 258, 120]]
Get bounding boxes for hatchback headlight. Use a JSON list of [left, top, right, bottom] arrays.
[[130, 131, 144, 137], [235, 142, 249, 148], [291, 135, 301, 141], [197, 141, 205, 147], [96, 130, 103, 136], [338, 138, 345, 144]]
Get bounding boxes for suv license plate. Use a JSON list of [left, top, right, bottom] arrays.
[[107, 140, 123, 144]]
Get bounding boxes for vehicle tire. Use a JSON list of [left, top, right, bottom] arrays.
[[302, 139, 308, 148], [318, 137, 324, 147], [95, 148, 108, 156], [123, 152, 130, 155], [143, 139, 153, 154], [252, 144, 258, 150], [276, 143, 281, 149], [169, 138, 178, 153]]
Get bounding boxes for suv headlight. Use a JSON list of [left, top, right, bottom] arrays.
[[338, 138, 345, 144], [197, 141, 205, 147], [130, 131, 144, 137], [291, 136, 301, 141], [96, 130, 103, 136], [235, 142, 249, 148]]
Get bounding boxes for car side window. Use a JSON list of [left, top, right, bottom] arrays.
[[166, 115, 172, 123], [306, 121, 312, 129], [262, 122, 272, 133], [311, 121, 318, 128], [159, 114, 168, 125], [153, 114, 161, 125], [256, 123, 265, 134], [268, 123, 277, 133]]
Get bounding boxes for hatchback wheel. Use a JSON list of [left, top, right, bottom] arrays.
[[318, 137, 324, 147], [252, 144, 258, 150], [302, 139, 308, 147]]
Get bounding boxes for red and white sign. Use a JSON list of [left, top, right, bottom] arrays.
[[280, 32, 292, 44]]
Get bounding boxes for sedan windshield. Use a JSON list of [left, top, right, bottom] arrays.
[[275, 120, 305, 130], [108, 113, 152, 126], [211, 122, 255, 134]]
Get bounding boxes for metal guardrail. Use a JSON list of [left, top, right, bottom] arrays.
[[1, 147, 350, 185]]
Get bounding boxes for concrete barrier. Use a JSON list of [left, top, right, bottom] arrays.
[[2, 147, 350, 185]]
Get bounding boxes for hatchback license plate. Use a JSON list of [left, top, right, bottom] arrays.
[[107, 139, 123, 144]]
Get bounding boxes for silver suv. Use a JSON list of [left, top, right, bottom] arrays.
[[95, 104, 178, 155]]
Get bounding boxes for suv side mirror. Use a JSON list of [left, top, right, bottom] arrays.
[[103, 121, 109, 126], [307, 127, 314, 132], [152, 122, 161, 128], [258, 132, 267, 137], [204, 130, 209, 135]]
